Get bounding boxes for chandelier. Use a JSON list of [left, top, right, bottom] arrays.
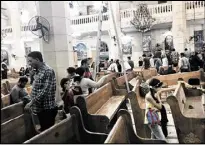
[[130, 3, 155, 33]]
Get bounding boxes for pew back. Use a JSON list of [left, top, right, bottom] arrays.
[[116, 72, 135, 86], [87, 83, 113, 114], [154, 71, 202, 86], [1, 102, 24, 124], [173, 84, 187, 113], [1, 94, 10, 107]]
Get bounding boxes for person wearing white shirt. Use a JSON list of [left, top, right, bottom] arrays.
[[162, 55, 168, 67], [149, 54, 155, 68], [178, 53, 190, 72], [107, 61, 118, 72]]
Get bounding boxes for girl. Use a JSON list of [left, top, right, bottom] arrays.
[[144, 78, 167, 141]]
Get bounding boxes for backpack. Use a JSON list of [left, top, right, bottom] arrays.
[[146, 109, 160, 125], [139, 82, 150, 97]]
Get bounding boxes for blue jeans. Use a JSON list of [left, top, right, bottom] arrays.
[[148, 124, 167, 141]]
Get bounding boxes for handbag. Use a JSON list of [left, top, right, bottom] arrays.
[[146, 109, 160, 125]]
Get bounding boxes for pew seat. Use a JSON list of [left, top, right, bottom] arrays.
[[95, 95, 124, 120]]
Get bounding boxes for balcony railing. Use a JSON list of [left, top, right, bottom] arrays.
[[71, 12, 109, 25]]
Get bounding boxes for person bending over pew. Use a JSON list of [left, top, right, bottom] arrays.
[[10, 76, 31, 105], [74, 67, 107, 96], [144, 78, 167, 141]]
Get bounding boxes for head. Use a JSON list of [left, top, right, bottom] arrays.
[[81, 59, 89, 67], [110, 59, 113, 62], [149, 78, 163, 92], [116, 59, 120, 64], [142, 54, 146, 58], [60, 78, 69, 92], [27, 51, 43, 69], [75, 67, 86, 77], [180, 53, 185, 58], [172, 48, 175, 52], [67, 67, 76, 76], [178, 78, 184, 82], [18, 76, 29, 88], [184, 48, 188, 51], [87, 57, 92, 65], [149, 54, 153, 58], [127, 56, 131, 60], [105, 58, 109, 61]]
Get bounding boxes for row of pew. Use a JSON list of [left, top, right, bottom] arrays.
[[1, 69, 205, 143]]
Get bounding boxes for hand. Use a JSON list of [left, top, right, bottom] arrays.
[[24, 102, 31, 110]]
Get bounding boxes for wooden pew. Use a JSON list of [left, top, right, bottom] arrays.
[[133, 68, 157, 80], [99, 72, 117, 86], [1, 83, 9, 95], [167, 83, 205, 143], [24, 106, 108, 144], [1, 94, 10, 108], [1, 102, 24, 124], [113, 72, 136, 90], [5, 80, 11, 92], [76, 80, 127, 134], [1, 110, 37, 143], [153, 70, 204, 86], [126, 77, 151, 138], [104, 109, 167, 143]]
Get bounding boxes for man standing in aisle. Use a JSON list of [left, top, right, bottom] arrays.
[[25, 51, 57, 132], [127, 56, 134, 70]]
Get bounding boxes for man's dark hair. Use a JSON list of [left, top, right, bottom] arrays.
[[60, 78, 69, 92], [172, 48, 175, 51], [18, 76, 28, 83], [184, 48, 188, 51], [67, 67, 76, 74], [127, 56, 131, 60], [149, 54, 152, 57], [106, 58, 109, 61], [28, 51, 43, 62], [142, 54, 146, 57], [75, 67, 86, 76], [110, 59, 113, 61], [178, 78, 184, 81], [81, 59, 88, 66], [180, 53, 185, 57]]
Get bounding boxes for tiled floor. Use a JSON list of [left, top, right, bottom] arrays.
[[126, 100, 179, 143]]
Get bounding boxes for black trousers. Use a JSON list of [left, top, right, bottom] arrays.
[[181, 68, 189, 72], [37, 108, 58, 131]]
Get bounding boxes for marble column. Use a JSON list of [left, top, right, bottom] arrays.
[[8, 1, 26, 70], [172, 1, 187, 53], [109, 1, 121, 60], [37, 1, 74, 104]]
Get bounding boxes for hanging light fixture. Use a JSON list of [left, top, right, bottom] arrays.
[[130, 3, 155, 32]]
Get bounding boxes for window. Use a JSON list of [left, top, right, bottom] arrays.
[[158, 1, 167, 4]]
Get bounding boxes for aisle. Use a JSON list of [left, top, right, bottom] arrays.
[[126, 100, 179, 143]]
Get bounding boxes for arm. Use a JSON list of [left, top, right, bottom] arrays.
[[146, 95, 162, 110], [30, 70, 54, 106], [86, 76, 107, 88]]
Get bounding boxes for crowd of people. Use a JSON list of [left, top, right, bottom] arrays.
[[139, 48, 205, 75], [2, 48, 204, 141]]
